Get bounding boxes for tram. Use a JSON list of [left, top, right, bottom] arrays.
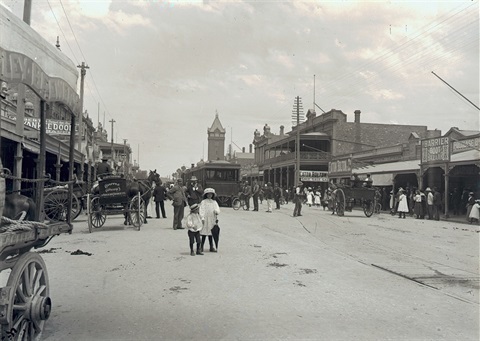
[[182, 161, 241, 207]]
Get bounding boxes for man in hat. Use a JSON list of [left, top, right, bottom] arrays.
[[425, 187, 434, 220], [433, 187, 442, 221], [242, 181, 252, 211], [251, 180, 260, 211], [186, 176, 203, 206], [293, 181, 304, 217], [96, 157, 112, 178], [168, 178, 187, 230]]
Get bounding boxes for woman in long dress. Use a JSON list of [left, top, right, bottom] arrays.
[[397, 188, 409, 219], [199, 187, 220, 252]]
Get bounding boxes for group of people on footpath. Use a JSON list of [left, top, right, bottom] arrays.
[[240, 180, 284, 212], [151, 176, 220, 256]]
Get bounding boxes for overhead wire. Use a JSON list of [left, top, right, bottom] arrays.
[[54, 0, 112, 124], [317, 2, 478, 110]]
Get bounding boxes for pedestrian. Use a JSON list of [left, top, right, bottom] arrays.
[[293, 181, 303, 217], [306, 187, 313, 207], [397, 188, 408, 219], [468, 199, 480, 224], [264, 182, 274, 212], [466, 192, 475, 222], [252, 180, 260, 211], [413, 190, 423, 219], [314, 188, 321, 207], [183, 204, 203, 256], [273, 183, 282, 210], [199, 188, 220, 252], [389, 190, 395, 215], [152, 180, 167, 219], [242, 181, 252, 211], [186, 176, 203, 206], [420, 189, 427, 219], [168, 178, 187, 230], [425, 187, 434, 220], [433, 187, 442, 221]]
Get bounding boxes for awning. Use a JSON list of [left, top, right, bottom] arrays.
[[354, 159, 421, 175]]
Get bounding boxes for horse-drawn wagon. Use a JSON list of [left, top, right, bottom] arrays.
[[43, 181, 86, 222], [86, 175, 146, 232], [334, 185, 377, 217]]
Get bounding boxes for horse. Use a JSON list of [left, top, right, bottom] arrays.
[[124, 176, 153, 226], [148, 169, 161, 185], [2, 193, 37, 223]]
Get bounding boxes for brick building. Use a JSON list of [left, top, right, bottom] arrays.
[[253, 108, 439, 191]]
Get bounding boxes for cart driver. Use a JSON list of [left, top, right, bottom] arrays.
[[96, 157, 113, 179]]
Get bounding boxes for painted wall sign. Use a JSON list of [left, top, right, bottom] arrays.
[[328, 158, 352, 174], [421, 137, 450, 163], [299, 170, 329, 182], [452, 137, 480, 153]]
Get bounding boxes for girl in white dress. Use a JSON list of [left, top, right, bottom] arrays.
[[199, 188, 221, 252]]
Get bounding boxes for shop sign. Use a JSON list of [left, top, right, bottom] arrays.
[[452, 137, 480, 153], [421, 137, 450, 163], [299, 170, 328, 182], [2, 112, 79, 135], [328, 158, 352, 174]]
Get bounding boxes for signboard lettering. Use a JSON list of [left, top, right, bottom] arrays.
[[299, 170, 329, 182], [328, 158, 352, 174], [1, 112, 78, 135], [421, 137, 450, 163], [452, 137, 480, 153]]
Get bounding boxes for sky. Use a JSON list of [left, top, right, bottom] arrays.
[[1, 0, 479, 178]]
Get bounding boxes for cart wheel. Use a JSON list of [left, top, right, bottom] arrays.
[[232, 198, 241, 210], [88, 197, 106, 232], [0, 252, 50, 341], [129, 195, 145, 231], [44, 189, 81, 221], [363, 200, 374, 217], [335, 189, 345, 216]]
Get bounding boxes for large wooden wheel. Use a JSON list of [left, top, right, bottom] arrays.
[[88, 196, 106, 233], [216, 195, 230, 207], [0, 252, 51, 341], [363, 199, 374, 217], [335, 189, 345, 216], [128, 195, 145, 231], [44, 189, 81, 221]]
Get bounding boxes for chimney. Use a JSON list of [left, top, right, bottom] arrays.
[[280, 125, 284, 135], [242, 147, 245, 153], [354, 110, 361, 123], [249, 144, 252, 153]]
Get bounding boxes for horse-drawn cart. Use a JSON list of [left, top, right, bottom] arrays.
[[43, 181, 86, 222], [86, 175, 145, 232], [0, 217, 72, 340], [334, 186, 377, 217]]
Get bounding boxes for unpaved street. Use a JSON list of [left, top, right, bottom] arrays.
[[14, 202, 478, 340]]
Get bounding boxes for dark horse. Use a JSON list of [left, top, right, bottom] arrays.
[[2, 193, 37, 222], [124, 170, 161, 225]]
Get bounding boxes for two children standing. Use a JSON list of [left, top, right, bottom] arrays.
[[183, 188, 220, 256]]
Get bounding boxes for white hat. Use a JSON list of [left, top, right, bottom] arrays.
[[425, 187, 431, 192], [190, 176, 198, 181], [203, 188, 216, 199]]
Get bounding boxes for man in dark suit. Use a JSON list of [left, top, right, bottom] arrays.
[[242, 181, 252, 210], [96, 157, 112, 178], [153, 180, 167, 219], [252, 180, 260, 211]]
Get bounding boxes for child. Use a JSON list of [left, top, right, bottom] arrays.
[[199, 188, 221, 252], [184, 204, 203, 256]]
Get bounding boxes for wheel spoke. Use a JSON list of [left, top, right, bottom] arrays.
[[15, 286, 27, 303], [34, 284, 47, 297], [22, 269, 32, 297], [32, 268, 44, 293]]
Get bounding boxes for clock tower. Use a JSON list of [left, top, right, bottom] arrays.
[[207, 112, 226, 161]]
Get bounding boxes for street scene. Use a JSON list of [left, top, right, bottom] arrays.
[[0, 0, 479, 340], [33, 204, 479, 340]]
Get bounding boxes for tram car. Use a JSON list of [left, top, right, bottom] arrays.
[[182, 161, 241, 207]]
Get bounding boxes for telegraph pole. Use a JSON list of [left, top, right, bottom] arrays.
[[292, 96, 304, 186], [109, 119, 116, 167], [77, 62, 89, 180]]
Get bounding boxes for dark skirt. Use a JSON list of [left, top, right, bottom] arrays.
[[414, 202, 423, 218]]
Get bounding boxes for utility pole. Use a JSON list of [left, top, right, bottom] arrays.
[[77, 62, 89, 180], [109, 118, 115, 168], [292, 96, 304, 186]]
